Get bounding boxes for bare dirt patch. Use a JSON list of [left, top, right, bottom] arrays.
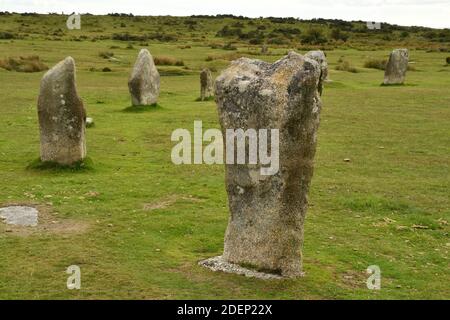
[[143, 194, 204, 211]]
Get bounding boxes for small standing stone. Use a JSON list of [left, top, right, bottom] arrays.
[[261, 44, 269, 54], [128, 49, 160, 106], [201, 51, 325, 278], [37, 57, 86, 165], [384, 49, 409, 85], [200, 68, 213, 101]]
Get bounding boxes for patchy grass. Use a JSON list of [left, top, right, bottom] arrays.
[[0, 16, 448, 300]]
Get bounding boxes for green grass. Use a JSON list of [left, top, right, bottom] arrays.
[[0, 15, 449, 300]]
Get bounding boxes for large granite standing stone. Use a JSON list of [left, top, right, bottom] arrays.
[[128, 49, 160, 106], [200, 68, 213, 101], [305, 50, 328, 95], [37, 57, 86, 165], [384, 49, 409, 85], [207, 51, 324, 278]]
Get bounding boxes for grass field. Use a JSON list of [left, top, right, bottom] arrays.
[[0, 14, 449, 300]]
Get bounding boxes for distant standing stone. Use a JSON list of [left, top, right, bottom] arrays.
[[384, 49, 409, 85], [128, 49, 160, 106], [261, 45, 268, 54], [0, 206, 38, 227], [305, 50, 328, 95], [37, 57, 86, 165], [205, 51, 325, 278], [200, 68, 213, 101]]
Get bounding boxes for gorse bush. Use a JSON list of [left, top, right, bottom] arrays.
[[364, 58, 387, 70], [153, 56, 185, 66], [0, 55, 48, 72]]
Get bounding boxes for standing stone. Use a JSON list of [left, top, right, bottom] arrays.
[[261, 44, 269, 54], [200, 68, 213, 101], [305, 50, 328, 95], [37, 57, 86, 165], [384, 49, 409, 85], [203, 51, 324, 278], [128, 49, 160, 106]]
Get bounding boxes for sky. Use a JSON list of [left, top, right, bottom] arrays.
[[0, 0, 449, 29]]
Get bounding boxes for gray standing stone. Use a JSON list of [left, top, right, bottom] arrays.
[[200, 68, 213, 101], [384, 49, 409, 85], [37, 57, 86, 165], [305, 50, 328, 95], [128, 49, 160, 106], [203, 51, 324, 278]]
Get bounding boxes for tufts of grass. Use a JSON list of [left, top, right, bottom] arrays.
[[0, 55, 48, 72], [99, 51, 114, 59], [335, 60, 358, 73], [154, 56, 185, 66], [364, 58, 387, 70], [26, 157, 94, 172]]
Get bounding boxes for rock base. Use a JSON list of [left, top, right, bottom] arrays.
[[199, 256, 303, 280]]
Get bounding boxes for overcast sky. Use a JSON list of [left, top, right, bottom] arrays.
[[1, 0, 449, 29]]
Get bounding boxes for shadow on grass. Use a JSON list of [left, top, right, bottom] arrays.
[[380, 83, 417, 87], [26, 157, 94, 172], [122, 103, 163, 113], [195, 96, 215, 102]]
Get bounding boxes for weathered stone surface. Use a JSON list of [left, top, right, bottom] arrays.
[[211, 51, 324, 278], [128, 49, 160, 105], [37, 57, 86, 165], [305, 50, 328, 95], [0, 206, 38, 227], [384, 49, 409, 85], [200, 68, 214, 101]]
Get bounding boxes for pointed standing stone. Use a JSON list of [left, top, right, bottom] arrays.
[[384, 49, 409, 85], [200, 68, 213, 101], [128, 49, 160, 106], [37, 57, 86, 165], [201, 51, 325, 278]]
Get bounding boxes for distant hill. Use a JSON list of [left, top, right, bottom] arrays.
[[0, 12, 449, 51]]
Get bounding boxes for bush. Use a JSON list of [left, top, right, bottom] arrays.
[[301, 28, 328, 45], [446, 57, 450, 65], [330, 28, 349, 42], [0, 31, 16, 39], [153, 56, 185, 66], [364, 58, 387, 70], [335, 60, 358, 73], [0, 55, 48, 72], [99, 51, 114, 59], [102, 67, 112, 72]]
